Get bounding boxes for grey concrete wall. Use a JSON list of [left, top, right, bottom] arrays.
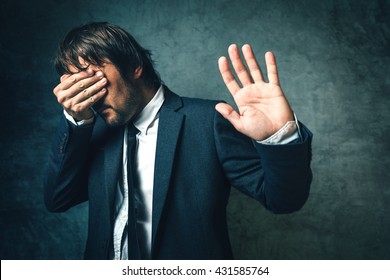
[[1, 0, 389, 259]]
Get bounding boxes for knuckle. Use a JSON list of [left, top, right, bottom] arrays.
[[76, 81, 85, 88], [63, 77, 76, 88], [62, 100, 71, 110], [57, 94, 66, 104], [53, 84, 64, 95], [73, 104, 82, 113]]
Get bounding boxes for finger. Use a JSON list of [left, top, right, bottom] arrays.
[[242, 44, 264, 83], [215, 103, 242, 131], [55, 71, 105, 102], [54, 69, 93, 96], [71, 76, 107, 105], [60, 74, 71, 83], [265, 51, 280, 85], [218, 56, 240, 95], [82, 87, 107, 108], [72, 71, 105, 93], [64, 87, 107, 114], [60, 68, 95, 91], [228, 44, 253, 86]]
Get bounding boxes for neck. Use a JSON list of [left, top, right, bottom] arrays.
[[134, 80, 160, 118], [142, 85, 159, 106]]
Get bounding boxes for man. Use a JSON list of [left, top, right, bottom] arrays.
[[44, 22, 312, 260]]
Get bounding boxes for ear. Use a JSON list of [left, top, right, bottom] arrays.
[[133, 66, 143, 80]]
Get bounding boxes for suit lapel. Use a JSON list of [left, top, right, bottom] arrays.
[[152, 88, 184, 250], [103, 125, 124, 224]]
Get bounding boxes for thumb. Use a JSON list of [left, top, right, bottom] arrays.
[[215, 103, 242, 130]]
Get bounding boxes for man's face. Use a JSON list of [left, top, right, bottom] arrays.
[[70, 58, 146, 127], [91, 62, 145, 126]]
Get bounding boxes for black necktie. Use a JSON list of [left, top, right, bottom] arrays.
[[127, 123, 141, 259]]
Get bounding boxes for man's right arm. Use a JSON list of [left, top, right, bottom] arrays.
[[44, 69, 106, 212], [44, 115, 95, 212]]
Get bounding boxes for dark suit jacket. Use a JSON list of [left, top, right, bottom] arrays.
[[44, 87, 312, 260]]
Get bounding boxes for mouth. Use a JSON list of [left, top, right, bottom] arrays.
[[96, 106, 111, 114]]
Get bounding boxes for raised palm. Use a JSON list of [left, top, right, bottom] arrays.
[[216, 44, 294, 141]]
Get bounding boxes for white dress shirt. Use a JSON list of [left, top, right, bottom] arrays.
[[113, 85, 164, 259]]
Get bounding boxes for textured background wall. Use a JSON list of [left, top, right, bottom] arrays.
[[0, 0, 389, 259]]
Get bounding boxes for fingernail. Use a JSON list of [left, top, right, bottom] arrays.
[[87, 68, 94, 75], [100, 78, 107, 85], [96, 71, 104, 78]]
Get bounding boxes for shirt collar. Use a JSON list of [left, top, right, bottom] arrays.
[[133, 85, 165, 134]]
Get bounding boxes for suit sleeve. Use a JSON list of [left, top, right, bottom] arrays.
[[43, 115, 94, 212], [214, 112, 313, 214]]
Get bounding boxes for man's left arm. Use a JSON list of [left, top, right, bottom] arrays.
[[215, 44, 313, 213]]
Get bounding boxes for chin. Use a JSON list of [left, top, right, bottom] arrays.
[[101, 112, 127, 127], [104, 117, 123, 127]]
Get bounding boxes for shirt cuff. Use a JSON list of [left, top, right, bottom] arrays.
[[63, 110, 95, 126], [258, 113, 301, 145]]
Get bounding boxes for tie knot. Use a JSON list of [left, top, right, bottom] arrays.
[[128, 123, 139, 137]]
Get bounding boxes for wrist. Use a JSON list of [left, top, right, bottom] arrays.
[[63, 110, 95, 126]]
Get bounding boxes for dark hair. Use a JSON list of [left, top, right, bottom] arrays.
[[54, 22, 161, 89]]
